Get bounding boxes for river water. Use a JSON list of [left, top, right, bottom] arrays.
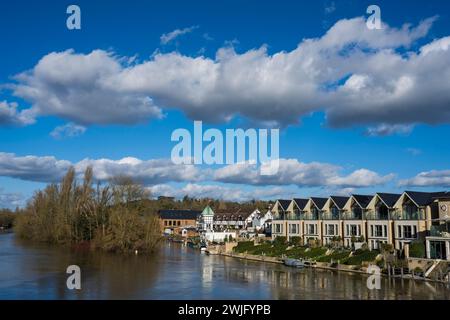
[[0, 233, 449, 300]]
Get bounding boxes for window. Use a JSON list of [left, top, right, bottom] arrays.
[[374, 225, 383, 237], [177, 221, 181, 226], [164, 221, 168, 226], [327, 224, 336, 236], [350, 225, 358, 236], [403, 225, 413, 238], [289, 224, 299, 234], [384, 225, 387, 237], [398, 225, 402, 238], [275, 224, 283, 233], [346, 225, 349, 236], [370, 225, 374, 237], [307, 224, 316, 235], [413, 226, 417, 237]]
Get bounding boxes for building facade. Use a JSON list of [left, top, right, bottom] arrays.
[[270, 191, 449, 254], [158, 209, 202, 234]]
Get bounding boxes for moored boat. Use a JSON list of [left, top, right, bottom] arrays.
[[283, 258, 305, 268]]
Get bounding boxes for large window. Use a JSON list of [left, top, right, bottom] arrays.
[[347, 224, 359, 236], [289, 223, 299, 234], [307, 224, 316, 235], [403, 225, 414, 238], [327, 224, 337, 236], [275, 224, 283, 233], [375, 225, 383, 237], [376, 202, 389, 219]]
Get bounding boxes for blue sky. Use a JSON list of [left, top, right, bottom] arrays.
[[0, 0, 450, 207]]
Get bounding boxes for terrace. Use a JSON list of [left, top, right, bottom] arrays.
[[322, 207, 340, 220], [430, 224, 450, 238], [391, 209, 425, 220], [342, 207, 364, 220], [286, 209, 303, 220]]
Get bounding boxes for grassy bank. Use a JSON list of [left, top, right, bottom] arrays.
[[233, 241, 381, 267]]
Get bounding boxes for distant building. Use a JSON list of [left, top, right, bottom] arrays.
[[158, 209, 202, 234], [199, 205, 215, 231], [213, 208, 253, 230]]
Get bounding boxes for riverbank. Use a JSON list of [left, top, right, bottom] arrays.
[[220, 241, 450, 284]]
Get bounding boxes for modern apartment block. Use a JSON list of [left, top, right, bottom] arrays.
[[271, 191, 450, 258]]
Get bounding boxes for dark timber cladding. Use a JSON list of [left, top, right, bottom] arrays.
[[158, 209, 202, 220]]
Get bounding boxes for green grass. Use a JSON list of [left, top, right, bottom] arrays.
[[316, 250, 351, 263], [343, 250, 380, 265], [233, 241, 380, 266]]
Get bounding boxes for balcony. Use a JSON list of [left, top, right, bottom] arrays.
[[321, 213, 340, 220], [391, 210, 425, 220], [272, 214, 286, 221], [286, 214, 302, 220], [342, 212, 363, 220], [303, 214, 320, 221], [430, 225, 450, 238], [365, 211, 390, 220]]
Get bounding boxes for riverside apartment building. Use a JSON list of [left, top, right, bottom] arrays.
[[271, 191, 450, 258]]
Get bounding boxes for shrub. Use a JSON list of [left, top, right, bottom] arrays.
[[273, 236, 287, 245], [409, 241, 425, 258], [381, 243, 394, 253], [289, 236, 301, 246]]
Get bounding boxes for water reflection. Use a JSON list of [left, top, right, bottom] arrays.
[[0, 233, 449, 299]]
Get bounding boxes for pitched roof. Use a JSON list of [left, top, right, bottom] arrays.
[[404, 191, 448, 206], [276, 199, 291, 210], [214, 208, 253, 219], [352, 195, 373, 208], [330, 196, 350, 209], [293, 198, 309, 210], [377, 193, 401, 207], [432, 191, 450, 200], [310, 197, 327, 209], [202, 206, 215, 216], [158, 209, 202, 220]]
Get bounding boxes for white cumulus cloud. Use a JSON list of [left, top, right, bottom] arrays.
[[4, 16, 449, 132]]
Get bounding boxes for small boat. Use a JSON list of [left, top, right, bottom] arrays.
[[283, 258, 305, 268]]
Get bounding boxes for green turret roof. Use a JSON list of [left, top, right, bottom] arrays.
[[201, 205, 215, 216]]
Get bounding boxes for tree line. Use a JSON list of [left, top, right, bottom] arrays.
[[8, 167, 272, 253], [14, 167, 162, 253]]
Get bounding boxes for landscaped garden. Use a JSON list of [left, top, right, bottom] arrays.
[[233, 240, 381, 267]]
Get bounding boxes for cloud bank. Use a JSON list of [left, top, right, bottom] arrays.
[[0, 152, 393, 189], [3, 16, 449, 132]]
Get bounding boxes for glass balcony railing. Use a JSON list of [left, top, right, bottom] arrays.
[[286, 214, 302, 220], [303, 214, 320, 220], [341, 212, 363, 220], [430, 225, 450, 238], [365, 211, 390, 220], [391, 210, 425, 220], [321, 213, 340, 220]]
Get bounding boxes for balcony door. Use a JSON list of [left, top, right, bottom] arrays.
[[430, 241, 447, 260]]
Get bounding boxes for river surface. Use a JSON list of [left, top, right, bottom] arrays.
[[0, 233, 449, 300]]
